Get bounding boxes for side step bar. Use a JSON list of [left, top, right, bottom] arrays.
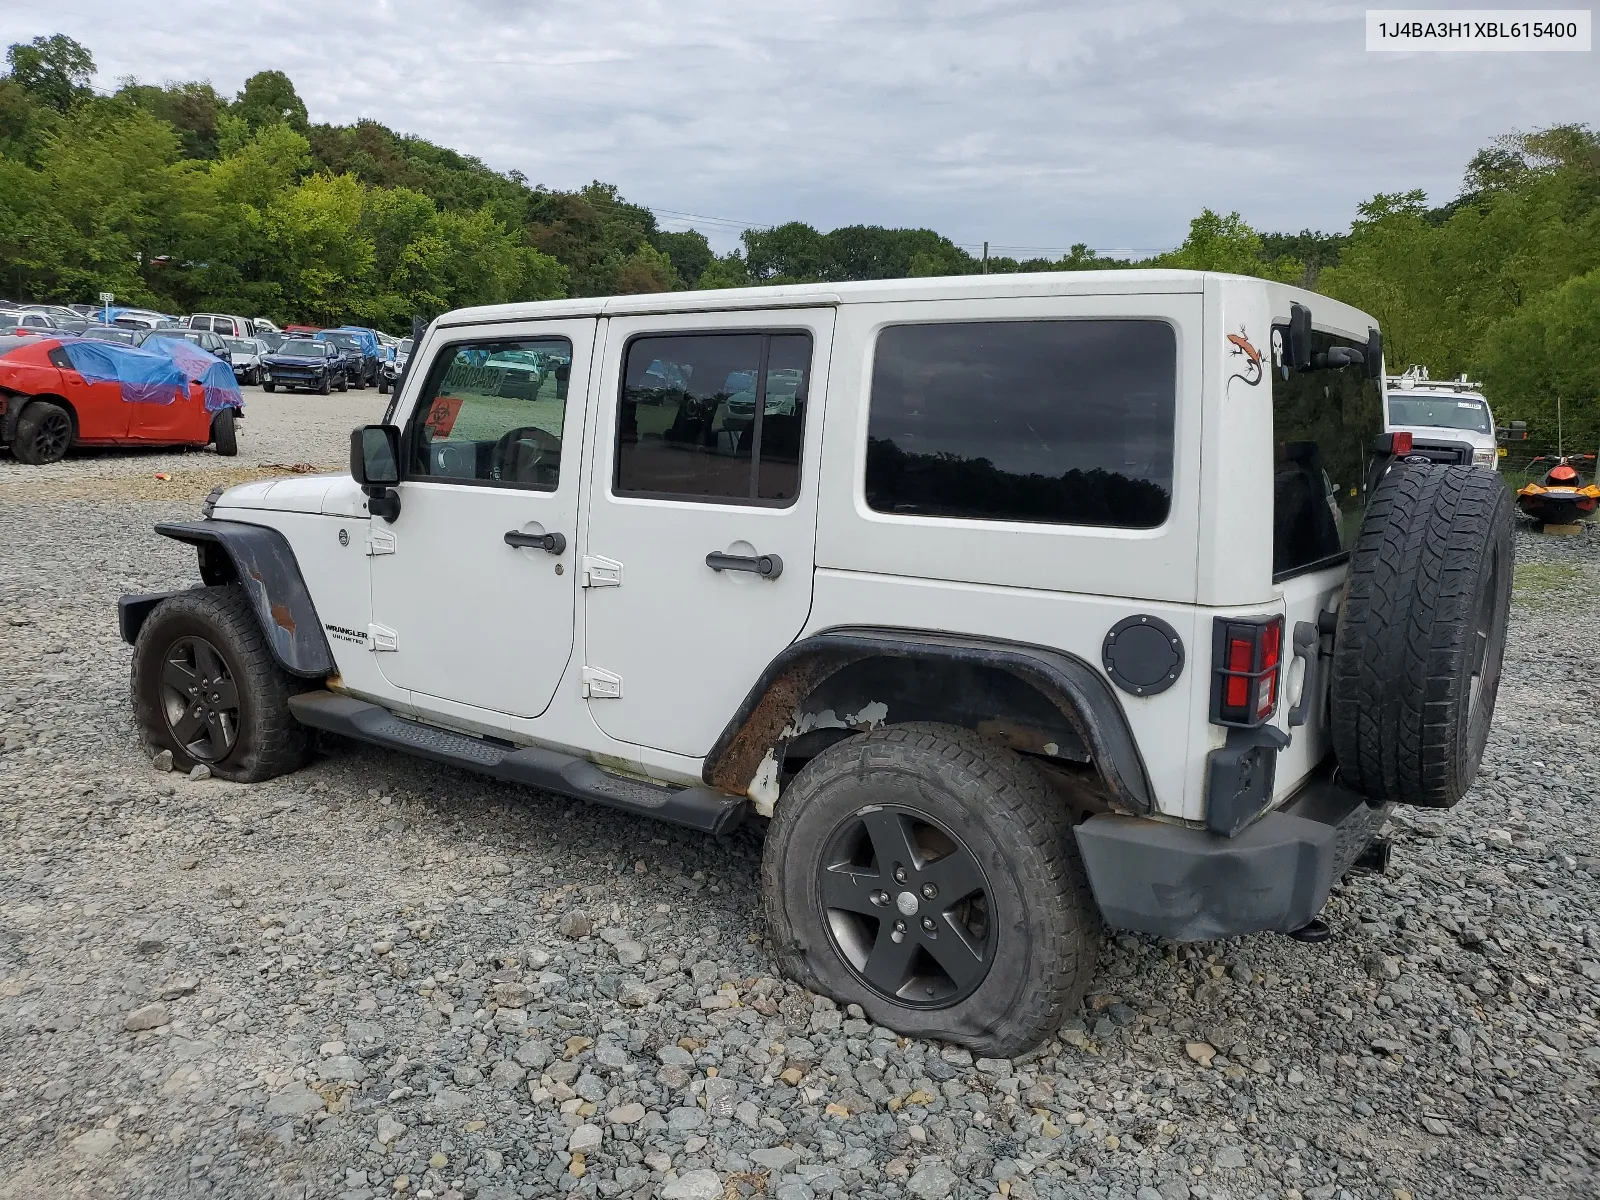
[[288, 691, 747, 835]]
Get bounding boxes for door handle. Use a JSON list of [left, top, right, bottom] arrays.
[[706, 551, 783, 579], [505, 530, 567, 555]]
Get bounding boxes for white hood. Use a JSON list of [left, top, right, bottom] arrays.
[[214, 473, 370, 518]]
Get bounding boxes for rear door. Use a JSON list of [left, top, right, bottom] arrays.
[[581, 308, 834, 757]]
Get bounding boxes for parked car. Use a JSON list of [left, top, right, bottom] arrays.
[[135, 327, 233, 366], [258, 331, 288, 353], [252, 317, 282, 335], [110, 310, 174, 331], [336, 327, 385, 385], [378, 336, 412, 394], [117, 273, 1515, 1056], [0, 334, 241, 463], [76, 325, 140, 345], [224, 337, 266, 385], [1384, 366, 1498, 470], [22, 304, 89, 331], [316, 330, 375, 388], [259, 338, 346, 394], [187, 313, 259, 338], [0, 312, 60, 333]]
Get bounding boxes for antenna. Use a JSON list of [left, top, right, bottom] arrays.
[[1557, 395, 1564, 459]]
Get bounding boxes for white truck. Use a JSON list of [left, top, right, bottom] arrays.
[[118, 272, 1513, 1055], [1385, 366, 1499, 471]]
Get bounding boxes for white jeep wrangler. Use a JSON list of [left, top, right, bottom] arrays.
[[120, 272, 1513, 1056]]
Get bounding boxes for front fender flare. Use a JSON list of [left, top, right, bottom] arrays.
[[703, 626, 1155, 814], [134, 520, 335, 678]]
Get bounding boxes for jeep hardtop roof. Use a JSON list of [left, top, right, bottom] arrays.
[[439, 269, 1378, 338]]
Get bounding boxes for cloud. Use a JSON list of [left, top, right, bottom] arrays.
[[8, 0, 1594, 252]]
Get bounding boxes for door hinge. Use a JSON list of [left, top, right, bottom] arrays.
[[581, 555, 623, 588], [581, 666, 622, 699], [366, 529, 396, 556], [368, 624, 398, 652]]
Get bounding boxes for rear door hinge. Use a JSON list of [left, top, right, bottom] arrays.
[[368, 624, 398, 652], [581, 666, 622, 699], [366, 529, 396, 556], [581, 555, 622, 588]]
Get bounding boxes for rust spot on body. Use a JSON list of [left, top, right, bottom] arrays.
[[270, 601, 295, 632]]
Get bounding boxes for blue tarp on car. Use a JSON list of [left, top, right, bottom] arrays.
[[335, 326, 382, 356], [56, 337, 192, 405], [139, 336, 243, 412]]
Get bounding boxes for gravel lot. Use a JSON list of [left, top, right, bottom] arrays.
[[2, 395, 1597, 1200]]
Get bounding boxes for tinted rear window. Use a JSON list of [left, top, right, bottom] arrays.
[[865, 320, 1176, 528], [1270, 328, 1385, 579]]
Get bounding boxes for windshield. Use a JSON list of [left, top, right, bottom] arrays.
[[279, 340, 326, 358], [1388, 393, 1491, 434], [225, 338, 255, 353], [397, 339, 413, 355], [323, 334, 359, 350]]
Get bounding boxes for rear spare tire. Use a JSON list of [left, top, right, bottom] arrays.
[[762, 723, 1101, 1057], [1330, 464, 1513, 808]]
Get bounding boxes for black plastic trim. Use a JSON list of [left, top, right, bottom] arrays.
[[704, 626, 1155, 814], [1075, 764, 1388, 940], [152, 520, 335, 678], [1205, 724, 1290, 836], [288, 691, 746, 835], [118, 591, 181, 645]]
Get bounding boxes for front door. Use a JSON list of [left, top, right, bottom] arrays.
[[582, 309, 834, 757], [370, 321, 594, 720]]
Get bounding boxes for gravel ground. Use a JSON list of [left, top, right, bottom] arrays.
[[2, 403, 1597, 1200]]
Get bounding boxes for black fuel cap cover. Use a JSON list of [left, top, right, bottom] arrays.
[[1102, 614, 1184, 697]]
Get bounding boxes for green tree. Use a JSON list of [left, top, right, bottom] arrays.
[[5, 34, 94, 112], [234, 70, 309, 134], [1154, 209, 1303, 281]]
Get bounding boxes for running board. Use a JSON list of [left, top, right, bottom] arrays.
[[288, 691, 747, 835]]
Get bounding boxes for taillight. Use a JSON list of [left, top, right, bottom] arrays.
[[1211, 616, 1284, 727]]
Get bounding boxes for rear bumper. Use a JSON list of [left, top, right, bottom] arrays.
[[1074, 771, 1388, 941]]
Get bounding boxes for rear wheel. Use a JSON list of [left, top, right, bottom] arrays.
[[12, 400, 73, 465], [1330, 465, 1513, 807], [211, 407, 237, 456], [132, 586, 310, 783], [762, 723, 1101, 1057]]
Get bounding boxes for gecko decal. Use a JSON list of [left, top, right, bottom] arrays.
[[1226, 328, 1263, 387]]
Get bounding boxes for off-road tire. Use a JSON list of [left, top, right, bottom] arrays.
[[12, 399, 73, 465], [762, 723, 1101, 1057], [1330, 464, 1513, 808], [211, 407, 237, 456], [132, 586, 311, 783]]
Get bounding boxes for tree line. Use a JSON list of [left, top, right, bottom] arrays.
[[1, 35, 1594, 436]]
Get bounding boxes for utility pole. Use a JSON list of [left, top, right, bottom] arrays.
[[982, 242, 988, 275]]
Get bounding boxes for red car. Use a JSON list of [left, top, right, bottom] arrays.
[[0, 334, 241, 464]]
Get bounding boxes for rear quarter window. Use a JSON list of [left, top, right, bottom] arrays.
[[864, 320, 1176, 529], [1270, 328, 1384, 579]]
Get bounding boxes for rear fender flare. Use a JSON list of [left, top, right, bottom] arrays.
[[135, 520, 335, 678], [703, 626, 1155, 815]]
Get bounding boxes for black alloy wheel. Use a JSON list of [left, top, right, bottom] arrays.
[[819, 804, 993, 1007], [158, 635, 241, 762]]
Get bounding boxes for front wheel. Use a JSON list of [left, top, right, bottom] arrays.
[[263, 381, 276, 393], [378, 377, 390, 395], [762, 723, 1102, 1057], [318, 374, 331, 396], [131, 586, 310, 783], [12, 399, 73, 465], [211, 407, 238, 456]]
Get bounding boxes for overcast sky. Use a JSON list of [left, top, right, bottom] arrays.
[[6, 2, 1595, 255]]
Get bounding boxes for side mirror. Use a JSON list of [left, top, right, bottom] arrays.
[[351, 425, 400, 486], [352, 425, 402, 522], [1365, 327, 1383, 380]]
